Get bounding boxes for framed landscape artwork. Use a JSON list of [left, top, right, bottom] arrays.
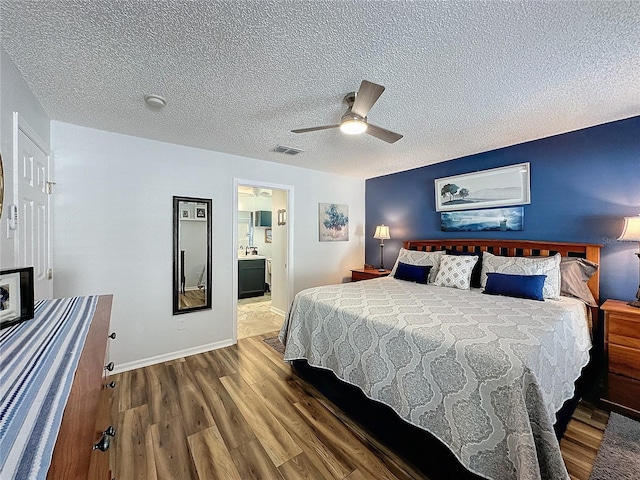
[[441, 207, 524, 232], [435, 163, 530, 212], [319, 203, 349, 242]]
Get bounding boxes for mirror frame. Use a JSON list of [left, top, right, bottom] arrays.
[[173, 196, 212, 315]]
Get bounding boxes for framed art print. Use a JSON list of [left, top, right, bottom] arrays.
[[319, 203, 349, 242], [435, 163, 530, 212]]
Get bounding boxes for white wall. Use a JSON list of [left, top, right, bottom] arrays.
[[52, 122, 365, 371], [238, 194, 273, 258], [0, 48, 50, 269]]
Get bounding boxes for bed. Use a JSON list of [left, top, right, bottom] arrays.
[[279, 239, 602, 480]]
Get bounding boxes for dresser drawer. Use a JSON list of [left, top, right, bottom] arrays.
[[608, 312, 640, 349], [609, 343, 640, 380], [605, 373, 640, 416]]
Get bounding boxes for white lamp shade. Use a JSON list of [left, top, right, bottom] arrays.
[[374, 225, 390, 240], [618, 215, 640, 242]]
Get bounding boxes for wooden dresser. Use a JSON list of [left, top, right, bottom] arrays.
[[351, 268, 391, 282], [601, 299, 640, 418], [47, 295, 115, 479]]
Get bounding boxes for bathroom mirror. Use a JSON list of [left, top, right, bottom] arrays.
[[173, 196, 212, 315]]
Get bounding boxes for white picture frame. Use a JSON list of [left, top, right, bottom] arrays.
[[435, 162, 530, 212], [0, 273, 21, 324]]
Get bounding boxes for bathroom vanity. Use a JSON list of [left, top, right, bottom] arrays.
[[238, 256, 266, 298]]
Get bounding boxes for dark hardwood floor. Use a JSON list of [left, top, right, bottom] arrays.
[[108, 332, 609, 480]]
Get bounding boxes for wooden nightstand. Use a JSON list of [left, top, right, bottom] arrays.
[[601, 299, 640, 418], [351, 268, 391, 282]]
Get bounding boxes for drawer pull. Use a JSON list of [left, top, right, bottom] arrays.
[[93, 435, 110, 452], [103, 425, 116, 437], [104, 362, 115, 372], [107, 381, 117, 389], [108, 332, 117, 339]]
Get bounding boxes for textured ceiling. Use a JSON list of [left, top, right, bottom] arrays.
[[1, 1, 639, 179]]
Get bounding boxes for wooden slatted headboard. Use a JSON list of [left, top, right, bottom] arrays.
[[403, 239, 602, 314]]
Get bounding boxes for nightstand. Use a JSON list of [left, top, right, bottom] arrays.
[[601, 299, 640, 419], [351, 268, 391, 282]]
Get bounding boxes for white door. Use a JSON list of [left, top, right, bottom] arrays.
[[14, 118, 52, 300]]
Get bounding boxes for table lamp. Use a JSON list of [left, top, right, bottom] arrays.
[[374, 225, 390, 271], [618, 214, 640, 308]]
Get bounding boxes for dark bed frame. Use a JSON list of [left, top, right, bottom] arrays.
[[292, 238, 603, 480]]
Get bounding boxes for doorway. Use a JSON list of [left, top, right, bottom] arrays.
[[233, 180, 292, 341], [12, 113, 53, 301]]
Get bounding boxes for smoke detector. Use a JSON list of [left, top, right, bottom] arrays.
[[144, 94, 166, 109]]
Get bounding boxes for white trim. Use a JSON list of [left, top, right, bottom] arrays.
[[109, 338, 235, 375], [270, 306, 286, 317], [232, 178, 294, 344]]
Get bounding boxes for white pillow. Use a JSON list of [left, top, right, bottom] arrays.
[[390, 248, 446, 283], [480, 251, 562, 299], [434, 255, 478, 290]]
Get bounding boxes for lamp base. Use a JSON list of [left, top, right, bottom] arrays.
[[378, 268, 386, 272]]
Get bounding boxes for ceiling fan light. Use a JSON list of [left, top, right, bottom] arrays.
[[340, 119, 367, 135]]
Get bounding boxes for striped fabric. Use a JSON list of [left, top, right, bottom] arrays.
[[0, 296, 98, 479]]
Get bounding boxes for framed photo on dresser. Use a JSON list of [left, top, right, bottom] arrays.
[[0, 267, 35, 329]]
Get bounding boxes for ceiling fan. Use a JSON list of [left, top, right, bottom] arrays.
[[291, 80, 403, 143]]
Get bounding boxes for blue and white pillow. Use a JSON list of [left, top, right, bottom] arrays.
[[434, 255, 478, 290], [390, 248, 446, 283], [480, 251, 561, 299]]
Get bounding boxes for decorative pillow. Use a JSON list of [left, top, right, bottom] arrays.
[[434, 255, 479, 290], [390, 248, 446, 283], [560, 257, 598, 307], [446, 250, 483, 288], [483, 273, 547, 301], [394, 262, 432, 284], [480, 251, 561, 299]]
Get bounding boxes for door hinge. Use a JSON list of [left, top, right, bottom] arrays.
[[47, 268, 53, 280], [46, 181, 56, 194]]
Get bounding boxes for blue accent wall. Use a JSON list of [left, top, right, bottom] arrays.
[[366, 116, 640, 302]]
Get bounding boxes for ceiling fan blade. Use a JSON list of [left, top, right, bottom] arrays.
[[291, 125, 340, 133], [365, 123, 403, 143], [351, 80, 385, 118]]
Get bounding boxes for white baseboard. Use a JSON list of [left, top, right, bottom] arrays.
[[110, 338, 235, 375], [270, 306, 285, 317]]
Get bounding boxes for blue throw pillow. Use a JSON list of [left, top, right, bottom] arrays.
[[483, 273, 547, 301], [394, 262, 432, 284]]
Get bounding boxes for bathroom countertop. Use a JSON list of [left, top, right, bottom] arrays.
[[238, 255, 266, 260]]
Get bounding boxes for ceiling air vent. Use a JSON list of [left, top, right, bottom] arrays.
[[273, 145, 304, 155]]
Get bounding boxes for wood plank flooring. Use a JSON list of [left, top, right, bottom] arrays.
[[560, 402, 609, 480], [108, 332, 610, 480], [179, 290, 206, 309]]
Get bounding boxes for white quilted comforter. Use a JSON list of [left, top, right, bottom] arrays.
[[279, 277, 591, 480]]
